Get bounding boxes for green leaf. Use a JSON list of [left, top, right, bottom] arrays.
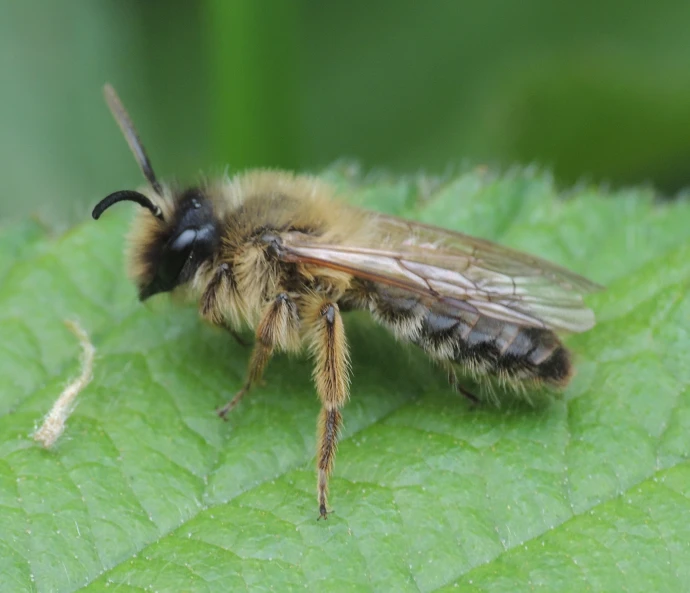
[[1, 167, 688, 592]]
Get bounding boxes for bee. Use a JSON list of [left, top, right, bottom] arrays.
[[93, 85, 600, 519]]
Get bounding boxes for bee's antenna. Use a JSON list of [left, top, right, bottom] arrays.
[[103, 83, 164, 197], [92, 190, 164, 220]]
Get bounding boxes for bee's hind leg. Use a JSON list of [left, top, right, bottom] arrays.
[[444, 363, 480, 404], [304, 299, 351, 520], [455, 383, 480, 404], [217, 292, 300, 419]]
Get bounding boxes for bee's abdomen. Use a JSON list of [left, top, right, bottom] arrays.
[[364, 285, 572, 388], [415, 311, 571, 386]]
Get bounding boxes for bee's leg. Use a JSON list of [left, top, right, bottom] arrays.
[[455, 383, 480, 404], [445, 363, 480, 404], [217, 292, 300, 419], [221, 322, 252, 348], [305, 300, 351, 520], [199, 263, 253, 348], [200, 263, 235, 326]]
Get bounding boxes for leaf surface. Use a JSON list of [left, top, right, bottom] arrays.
[[1, 167, 688, 592]]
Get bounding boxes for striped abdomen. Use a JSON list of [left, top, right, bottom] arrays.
[[349, 283, 572, 389]]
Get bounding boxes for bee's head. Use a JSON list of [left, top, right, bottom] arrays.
[[92, 85, 220, 300]]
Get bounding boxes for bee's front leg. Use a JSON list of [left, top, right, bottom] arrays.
[[304, 299, 351, 519], [198, 263, 252, 347], [216, 291, 300, 419]]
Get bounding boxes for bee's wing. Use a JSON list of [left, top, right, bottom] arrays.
[[281, 213, 602, 333]]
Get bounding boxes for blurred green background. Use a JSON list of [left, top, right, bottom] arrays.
[[2, 0, 690, 227]]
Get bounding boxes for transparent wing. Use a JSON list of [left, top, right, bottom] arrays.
[[280, 212, 602, 333]]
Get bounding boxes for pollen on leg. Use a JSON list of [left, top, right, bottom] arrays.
[[33, 320, 95, 449]]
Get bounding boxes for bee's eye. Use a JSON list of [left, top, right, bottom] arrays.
[[138, 190, 219, 301], [159, 229, 198, 286], [170, 228, 197, 253]]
